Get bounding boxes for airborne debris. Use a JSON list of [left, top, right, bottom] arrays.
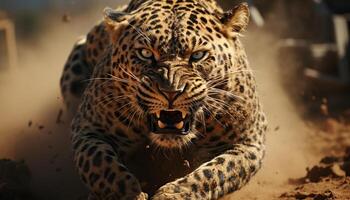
[[183, 160, 190, 168], [320, 104, 329, 116], [320, 98, 329, 116], [62, 14, 71, 23], [56, 108, 64, 124], [274, 126, 280, 131]]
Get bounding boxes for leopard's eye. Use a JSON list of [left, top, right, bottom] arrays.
[[190, 51, 208, 62], [136, 48, 154, 61]]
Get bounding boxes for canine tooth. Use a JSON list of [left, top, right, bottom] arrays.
[[158, 120, 166, 129], [155, 111, 160, 118], [175, 121, 184, 129], [181, 110, 187, 119]]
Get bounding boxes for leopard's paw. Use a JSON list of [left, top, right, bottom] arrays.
[[152, 183, 191, 200]]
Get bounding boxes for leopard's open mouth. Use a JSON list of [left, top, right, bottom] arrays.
[[149, 110, 192, 135]]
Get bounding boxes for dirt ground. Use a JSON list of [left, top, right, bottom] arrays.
[[0, 9, 349, 200]]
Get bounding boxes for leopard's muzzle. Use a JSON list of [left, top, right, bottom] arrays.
[[149, 110, 192, 135]]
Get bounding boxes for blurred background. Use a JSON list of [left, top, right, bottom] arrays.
[[0, 0, 349, 199]]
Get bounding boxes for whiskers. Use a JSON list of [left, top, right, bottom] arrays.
[[83, 63, 140, 84], [116, 64, 141, 82], [200, 68, 254, 126], [81, 64, 146, 129]]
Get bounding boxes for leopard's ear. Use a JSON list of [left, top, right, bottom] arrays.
[[103, 7, 130, 42], [104, 7, 129, 24], [220, 3, 250, 37]]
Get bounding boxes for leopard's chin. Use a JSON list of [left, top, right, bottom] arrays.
[[149, 131, 197, 149]]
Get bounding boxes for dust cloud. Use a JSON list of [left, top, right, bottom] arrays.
[[0, 12, 98, 199], [225, 30, 321, 199], [0, 8, 322, 200]]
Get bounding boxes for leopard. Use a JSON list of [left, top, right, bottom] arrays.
[[60, 0, 267, 199]]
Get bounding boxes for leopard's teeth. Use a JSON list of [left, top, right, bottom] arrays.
[[175, 121, 184, 129], [158, 120, 166, 129], [155, 110, 160, 119], [180, 110, 187, 119]]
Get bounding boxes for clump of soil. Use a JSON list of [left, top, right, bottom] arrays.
[[280, 147, 350, 199], [280, 178, 350, 200], [0, 159, 36, 200]]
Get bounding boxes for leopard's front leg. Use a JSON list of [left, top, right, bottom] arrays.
[[72, 132, 148, 200], [152, 119, 266, 200]]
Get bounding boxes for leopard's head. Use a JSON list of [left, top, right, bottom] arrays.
[[103, 1, 250, 148]]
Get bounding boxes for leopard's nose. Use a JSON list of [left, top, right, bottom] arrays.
[[158, 84, 186, 103], [162, 90, 181, 103]]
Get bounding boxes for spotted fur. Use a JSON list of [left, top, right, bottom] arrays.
[[60, 0, 267, 199]]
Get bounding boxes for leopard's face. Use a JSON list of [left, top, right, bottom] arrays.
[[104, 2, 250, 148]]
